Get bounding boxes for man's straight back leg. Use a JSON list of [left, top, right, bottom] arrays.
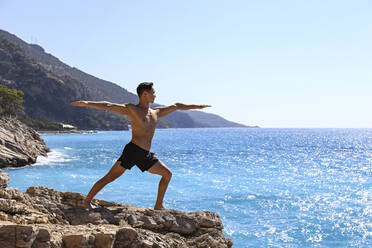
[[84, 161, 126, 209]]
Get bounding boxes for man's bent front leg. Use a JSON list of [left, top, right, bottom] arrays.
[[147, 161, 172, 210], [84, 161, 126, 209]]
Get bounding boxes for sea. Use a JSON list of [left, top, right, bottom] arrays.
[[4, 128, 372, 247]]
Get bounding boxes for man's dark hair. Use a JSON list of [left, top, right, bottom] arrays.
[[136, 82, 154, 97]]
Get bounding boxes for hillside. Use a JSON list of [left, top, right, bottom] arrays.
[[0, 37, 129, 130], [0, 29, 253, 129]]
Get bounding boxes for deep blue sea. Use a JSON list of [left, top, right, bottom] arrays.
[[4, 128, 372, 247]]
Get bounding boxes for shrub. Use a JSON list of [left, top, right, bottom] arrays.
[[0, 84, 24, 116]]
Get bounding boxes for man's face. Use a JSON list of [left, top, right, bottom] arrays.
[[144, 88, 156, 103]]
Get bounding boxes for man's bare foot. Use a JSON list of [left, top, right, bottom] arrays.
[[154, 204, 166, 210], [83, 199, 97, 210]]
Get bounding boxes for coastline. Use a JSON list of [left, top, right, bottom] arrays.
[[37, 130, 99, 134], [37, 126, 259, 135]]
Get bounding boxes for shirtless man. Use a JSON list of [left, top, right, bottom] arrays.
[[71, 82, 210, 210]]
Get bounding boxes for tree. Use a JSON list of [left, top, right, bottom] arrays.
[[0, 84, 24, 116]]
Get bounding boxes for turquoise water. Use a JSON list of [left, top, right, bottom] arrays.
[[5, 128, 372, 247]]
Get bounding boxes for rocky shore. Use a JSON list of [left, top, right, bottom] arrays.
[[0, 170, 233, 247], [0, 117, 50, 168]]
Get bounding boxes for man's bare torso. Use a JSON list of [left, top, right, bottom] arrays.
[[127, 104, 158, 151]]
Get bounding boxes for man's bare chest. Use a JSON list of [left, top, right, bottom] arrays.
[[132, 109, 157, 127], [142, 113, 157, 125]]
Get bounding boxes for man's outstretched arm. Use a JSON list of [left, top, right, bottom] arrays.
[[155, 103, 211, 118], [70, 101, 131, 115]]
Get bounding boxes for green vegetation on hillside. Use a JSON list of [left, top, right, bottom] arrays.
[[0, 84, 24, 116], [0, 84, 63, 130]]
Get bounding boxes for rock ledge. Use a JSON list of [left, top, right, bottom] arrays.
[[0, 170, 233, 247]]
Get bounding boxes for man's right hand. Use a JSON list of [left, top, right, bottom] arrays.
[[70, 101, 88, 107]]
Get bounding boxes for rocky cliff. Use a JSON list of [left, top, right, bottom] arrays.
[[0, 117, 49, 168], [0, 170, 233, 247]]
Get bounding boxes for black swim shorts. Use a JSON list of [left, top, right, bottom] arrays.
[[117, 142, 159, 172]]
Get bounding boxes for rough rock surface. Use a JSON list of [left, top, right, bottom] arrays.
[[0, 170, 233, 247], [0, 117, 50, 168]]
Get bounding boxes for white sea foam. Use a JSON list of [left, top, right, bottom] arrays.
[[68, 173, 96, 179], [246, 195, 256, 200], [34, 150, 75, 166], [64, 147, 73, 150], [225, 228, 235, 236]]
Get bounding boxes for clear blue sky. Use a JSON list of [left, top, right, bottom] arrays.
[[1, 0, 371, 128]]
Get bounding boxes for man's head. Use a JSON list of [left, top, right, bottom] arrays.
[[137, 82, 156, 103]]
